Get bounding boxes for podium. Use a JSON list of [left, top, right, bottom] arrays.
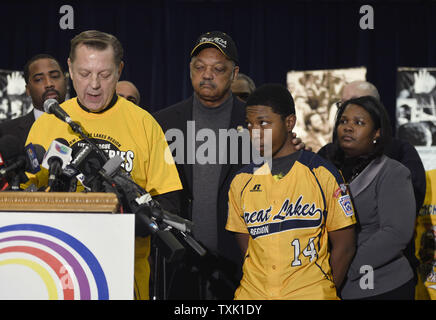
[[0, 192, 134, 300], [0, 192, 120, 213]]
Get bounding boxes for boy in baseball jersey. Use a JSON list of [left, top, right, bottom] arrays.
[[226, 84, 356, 299]]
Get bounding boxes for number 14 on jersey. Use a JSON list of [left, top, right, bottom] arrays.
[[291, 237, 318, 267]]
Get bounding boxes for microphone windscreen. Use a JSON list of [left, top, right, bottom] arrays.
[[0, 135, 22, 163], [43, 98, 57, 114], [81, 156, 103, 177], [41, 138, 72, 170], [70, 144, 92, 167], [24, 143, 44, 174], [102, 155, 124, 177], [33, 144, 46, 163]]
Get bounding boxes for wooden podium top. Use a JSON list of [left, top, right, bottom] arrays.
[[0, 192, 119, 213]]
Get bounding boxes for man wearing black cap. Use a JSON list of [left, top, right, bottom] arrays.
[[153, 31, 246, 299], [189, 31, 240, 107]]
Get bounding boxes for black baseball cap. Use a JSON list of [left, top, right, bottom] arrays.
[[190, 31, 239, 64]]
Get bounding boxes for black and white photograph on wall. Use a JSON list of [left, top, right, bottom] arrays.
[[286, 67, 366, 152], [0, 70, 31, 122], [0, 69, 71, 123], [397, 67, 436, 170]]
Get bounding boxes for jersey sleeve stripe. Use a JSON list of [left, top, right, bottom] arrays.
[[298, 150, 345, 186]]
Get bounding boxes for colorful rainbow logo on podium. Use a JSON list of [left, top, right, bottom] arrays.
[[0, 224, 108, 300]]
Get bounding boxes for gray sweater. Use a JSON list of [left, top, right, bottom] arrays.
[[341, 155, 416, 299], [191, 94, 233, 252]]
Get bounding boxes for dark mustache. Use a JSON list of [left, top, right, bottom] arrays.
[[199, 80, 216, 88], [42, 89, 60, 101]]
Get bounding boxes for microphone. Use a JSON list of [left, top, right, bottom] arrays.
[[61, 143, 96, 192], [42, 138, 72, 170], [97, 156, 201, 258], [25, 144, 46, 174], [0, 141, 45, 190], [0, 135, 22, 189], [152, 202, 193, 233], [96, 155, 139, 193], [43, 99, 82, 133], [41, 138, 72, 189], [79, 151, 106, 191], [22, 144, 44, 190], [161, 209, 193, 233], [97, 155, 194, 232], [0, 143, 45, 178], [62, 143, 93, 178], [43, 99, 109, 163], [94, 156, 187, 261], [96, 155, 191, 227], [61, 142, 108, 192], [0, 135, 22, 166], [135, 204, 185, 263], [134, 192, 193, 233], [99, 154, 124, 179]]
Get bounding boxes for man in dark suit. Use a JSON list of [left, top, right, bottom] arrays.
[[154, 31, 246, 299], [0, 54, 67, 148]]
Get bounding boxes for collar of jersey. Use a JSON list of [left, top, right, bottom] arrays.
[[76, 93, 118, 114], [256, 151, 302, 178], [252, 162, 272, 176]]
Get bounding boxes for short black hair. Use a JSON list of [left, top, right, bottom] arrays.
[[245, 83, 295, 117], [23, 54, 63, 84], [331, 95, 392, 161]]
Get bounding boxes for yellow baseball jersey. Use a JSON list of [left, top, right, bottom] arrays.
[[415, 169, 436, 300], [226, 151, 356, 300], [25, 96, 183, 300]]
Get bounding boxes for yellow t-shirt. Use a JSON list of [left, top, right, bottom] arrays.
[[25, 96, 182, 300], [226, 151, 356, 300]]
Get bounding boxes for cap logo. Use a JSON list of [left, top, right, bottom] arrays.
[[199, 36, 227, 48]]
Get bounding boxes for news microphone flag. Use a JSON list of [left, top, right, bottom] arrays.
[[42, 140, 72, 170]]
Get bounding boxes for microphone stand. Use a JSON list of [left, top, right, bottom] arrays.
[[67, 120, 109, 162], [98, 171, 192, 300], [151, 235, 164, 300], [96, 158, 206, 300], [9, 172, 27, 191], [44, 100, 108, 163], [150, 222, 206, 300]]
